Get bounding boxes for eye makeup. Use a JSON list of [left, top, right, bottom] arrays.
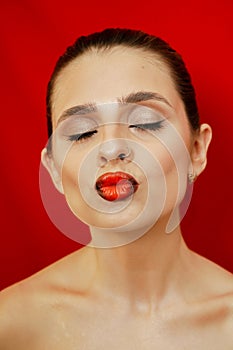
[[129, 120, 165, 131], [57, 115, 98, 142], [67, 130, 98, 142], [56, 103, 167, 144]]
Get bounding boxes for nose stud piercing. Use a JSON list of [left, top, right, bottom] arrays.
[[99, 146, 132, 167], [117, 147, 131, 161]]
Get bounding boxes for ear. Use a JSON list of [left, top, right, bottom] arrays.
[[41, 148, 64, 194], [190, 123, 212, 178]]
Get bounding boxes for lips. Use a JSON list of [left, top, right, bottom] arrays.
[[95, 171, 139, 201]]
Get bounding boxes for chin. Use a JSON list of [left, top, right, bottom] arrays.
[[77, 200, 145, 229]]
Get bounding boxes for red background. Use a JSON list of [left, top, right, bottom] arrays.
[[1, 0, 232, 290]]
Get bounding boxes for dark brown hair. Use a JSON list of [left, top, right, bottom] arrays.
[[46, 28, 200, 137]]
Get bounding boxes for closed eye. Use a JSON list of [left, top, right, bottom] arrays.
[[129, 120, 165, 131], [67, 130, 98, 142]]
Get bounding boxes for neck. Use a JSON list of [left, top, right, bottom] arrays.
[[89, 221, 193, 309]]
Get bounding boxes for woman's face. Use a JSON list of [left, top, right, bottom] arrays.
[[46, 47, 194, 242]]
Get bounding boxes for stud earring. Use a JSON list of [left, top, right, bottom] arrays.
[[188, 172, 197, 183]]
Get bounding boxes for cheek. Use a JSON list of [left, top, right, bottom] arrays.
[[155, 120, 192, 176], [149, 138, 178, 177], [61, 156, 95, 225], [158, 148, 176, 175], [152, 143, 179, 198], [61, 149, 86, 203], [149, 129, 191, 209]]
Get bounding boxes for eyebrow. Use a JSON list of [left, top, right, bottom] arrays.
[[118, 91, 173, 108], [57, 91, 173, 125], [57, 103, 97, 125]]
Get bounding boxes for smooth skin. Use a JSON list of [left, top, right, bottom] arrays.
[[0, 47, 232, 349]]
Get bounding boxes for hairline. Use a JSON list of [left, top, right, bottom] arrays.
[[49, 45, 177, 124]]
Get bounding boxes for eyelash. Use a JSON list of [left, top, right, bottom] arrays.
[[129, 120, 165, 131], [67, 130, 98, 142], [67, 121, 165, 142]]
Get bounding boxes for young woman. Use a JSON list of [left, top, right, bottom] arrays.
[[0, 28, 232, 349]]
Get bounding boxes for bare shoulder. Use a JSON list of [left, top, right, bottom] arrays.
[[0, 278, 39, 349], [192, 251, 233, 293], [190, 251, 233, 333], [0, 246, 91, 349], [0, 275, 45, 349]]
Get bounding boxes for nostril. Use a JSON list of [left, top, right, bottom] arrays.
[[98, 142, 132, 167], [99, 156, 108, 167], [100, 156, 107, 162]]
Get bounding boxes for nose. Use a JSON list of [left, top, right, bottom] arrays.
[[98, 139, 132, 166]]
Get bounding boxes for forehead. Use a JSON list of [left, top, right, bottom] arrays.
[[52, 47, 182, 124]]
